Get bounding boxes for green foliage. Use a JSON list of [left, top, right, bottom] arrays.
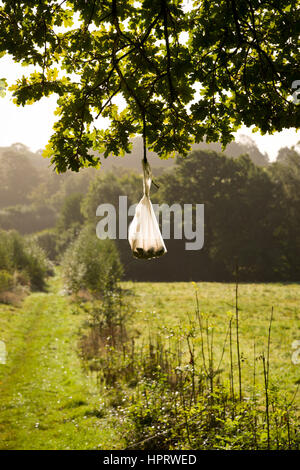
[[276, 145, 300, 165], [124, 281, 300, 399], [61, 225, 123, 295], [80, 272, 132, 387], [54, 222, 82, 259], [32, 229, 58, 261], [79, 281, 300, 450], [268, 146, 300, 279], [0, 1, 298, 171], [0, 282, 123, 449], [122, 375, 299, 450], [78, 146, 300, 282], [1, 139, 300, 282], [0, 269, 299, 449], [150, 149, 293, 281], [81, 170, 142, 222], [0, 204, 56, 235], [0, 144, 99, 232], [0, 144, 40, 208], [56, 193, 85, 231], [0, 230, 52, 291], [0, 270, 14, 293], [24, 240, 53, 290], [28, 196, 86, 262], [190, 136, 270, 167]]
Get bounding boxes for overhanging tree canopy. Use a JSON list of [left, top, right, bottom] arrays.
[[0, 0, 299, 172]]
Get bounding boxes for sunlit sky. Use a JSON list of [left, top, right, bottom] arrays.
[[0, 2, 298, 161]]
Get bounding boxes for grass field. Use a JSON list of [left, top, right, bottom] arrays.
[[0, 277, 299, 449], [125, 281, 300, 401]]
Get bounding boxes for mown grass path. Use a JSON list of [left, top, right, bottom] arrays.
[[0, 278, 122, 450]]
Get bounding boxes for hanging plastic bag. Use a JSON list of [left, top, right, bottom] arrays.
[[128, 160, 167, 259]]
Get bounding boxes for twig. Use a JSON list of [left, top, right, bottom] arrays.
[[235, 261, 242, 401]]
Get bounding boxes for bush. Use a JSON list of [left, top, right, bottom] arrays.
[[0, 230, 52, 291], [32, 229, 58, 261], [0, 270, 14, 292], [24, 241, 53, 290], [55, 222, 82, 258], [61, 225, 123, 296], [56, 193, 84, 231]]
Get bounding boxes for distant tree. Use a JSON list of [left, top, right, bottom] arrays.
[[56, 193, 85, 231], [158, 150, 285, 280], [0, 146, 40, 208], [190, 135, 269, 167], [32, 229, 58, 261], [268, 148, 300, 279], [0, 204, 56, 234], [53, 193, 85, 256], [276, 143, 300, 164], [231, 136, 269, 167], [0, 229, 52, 290], [81, 170, 142, 222], [0, 1, 298, 172]]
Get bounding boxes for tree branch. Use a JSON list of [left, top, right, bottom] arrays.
[[162, 0, 175, 104]]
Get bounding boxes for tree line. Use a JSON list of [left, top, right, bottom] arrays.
[[62, 144, 300, 282], [0, 141, 300, 282]]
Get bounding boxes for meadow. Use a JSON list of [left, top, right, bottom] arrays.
[[126, 281, 300, 399], [0, 276, 299, 449]]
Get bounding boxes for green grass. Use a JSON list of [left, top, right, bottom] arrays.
[[0, 275, 124, 450], [124, 281, 300, 403], [0, 278, 299, 449]]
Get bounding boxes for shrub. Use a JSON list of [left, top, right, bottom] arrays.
[[24, 241, 53, 290], [55, 222, 82, 258], [0, 230, 52, 291], [61, 225, 123, 296], [0, 270, 14, 292], [32, 229, 58, 261]]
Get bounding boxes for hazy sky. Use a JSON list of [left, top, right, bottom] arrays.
[[0, 46, 298, 161]]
